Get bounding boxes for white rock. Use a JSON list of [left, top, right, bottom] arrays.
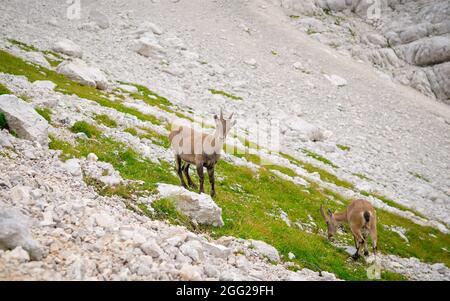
[[179, 240, 204, 262], [118, 84, 138, 94], [157, 183, 224, 227], [288, 252, 296, 260], [23, 52, 51, 69], [87, 153, 98, 162], [94, 213, 115, 229], [57, 59, 108, 90], [89, 10, 110, 29], [3, 246, 30, 263], [10, 185, 31, 203], [324, 74, 347, 87], [244, 58, 257, 67], [33, 80, 56, 90], [0, 206, 43, 260], [293, 61, 303, 69], [133, 37, 166, 58], [62, 158, 82, 176], [250, 240, 280, 262], [179, 264, 202, 281], [140, 239, 164, 258], [52, 39, 82, 58], [0, 95, 49, 146]]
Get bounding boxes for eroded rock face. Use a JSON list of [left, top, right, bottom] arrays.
[[275, 0, 450, 102], [0, 95, 49, 146], [157, 183, 224, 227]]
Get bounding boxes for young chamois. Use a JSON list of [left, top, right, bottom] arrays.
[[168, 109, 235, 197], [320, 199, 377, 259]]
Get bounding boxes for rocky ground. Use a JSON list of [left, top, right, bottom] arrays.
[[0, 0, 449, 281], [274, 0, 450, 103]]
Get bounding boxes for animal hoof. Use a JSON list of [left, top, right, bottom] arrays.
[[189, 183, 197, 189], [364, 251, 369, 257], [352, 253, 360, 260], [210, 191, 216, 197]]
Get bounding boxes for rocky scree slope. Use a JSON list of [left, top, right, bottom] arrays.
[[0, 0, 450, 280], [273, 0, 450, 103]]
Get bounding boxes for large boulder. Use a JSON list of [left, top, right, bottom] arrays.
[[0, 95, 49, 146], [0, 206, 44, 260], [56, 59, 108, 90], [52, 39, 83, 58], [249, 239, 280, 262], [157, 183, 224, 227], [133, 37, 166, 59]]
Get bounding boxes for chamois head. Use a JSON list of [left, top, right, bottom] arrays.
[[320, 205, 338, 240], [213, 109, 236, 139]]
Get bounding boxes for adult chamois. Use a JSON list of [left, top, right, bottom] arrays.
[[168, 109, 236, 197], [320, 199, 377, 259]]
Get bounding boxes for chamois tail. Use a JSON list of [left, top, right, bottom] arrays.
[[363, 211, 371, 224]]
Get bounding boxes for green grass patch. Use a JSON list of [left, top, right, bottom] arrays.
[[0, 50, 162, 126], [209, 89, 242, 101], [9, 39, 39, 52], [148, 199, 197, 231], [0, 112, 8, 130], [280, 152, 354, 189], [71, 121, 102, 138], [49, 133, 449, 280], [336, 144, 350, 151], [35, 107, 52, 123], [49, 135, 178, 195], [124, 127, 138, 136], [301, 148, 339, 169], [94, 114, 118, 128], [0, 82, 11, 95], [271, 50, 278, 56], [352, 172, 371, 181], [409, 172, 430, 183]]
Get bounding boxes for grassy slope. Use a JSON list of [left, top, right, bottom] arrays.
[[2, 48, 449, 280]]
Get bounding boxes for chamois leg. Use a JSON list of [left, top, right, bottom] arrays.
[[363, 230, 369, 256], [351, 227, 365, 260], [196, 163, 205, 194], [207, 166, 215, 197], [175, 155, 187, 188], [183, 163, 197, 189], [370, 224, 378, 255]]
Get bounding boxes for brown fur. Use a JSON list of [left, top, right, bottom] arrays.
[[168, 110, 235, 196], [321, 199, 378, 259]]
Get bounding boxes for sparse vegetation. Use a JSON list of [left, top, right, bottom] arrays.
[[0, 112, 8, 130], [0, 82, 11, 95], [94, 114, 118, 128], [209, 89, 243, 101], [301, 148, 339, 169], [271, 50, 278, 56], [71, 121, 102, 138], [7, 41, 450, 281], [336, 144, 350, 151], [35, 107, 52, 123], [409, 172, 430, 183]]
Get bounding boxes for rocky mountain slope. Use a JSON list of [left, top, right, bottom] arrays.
[[273, 0, 450, 102], [0, 0, 449, 280]]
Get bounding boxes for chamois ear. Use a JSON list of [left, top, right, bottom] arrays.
[[232, 119, 237, 127], [214, 114, 218, 120], [229, 112, 234, 119], [327, 208, 333, 218], [320, 205, 328, 221]]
